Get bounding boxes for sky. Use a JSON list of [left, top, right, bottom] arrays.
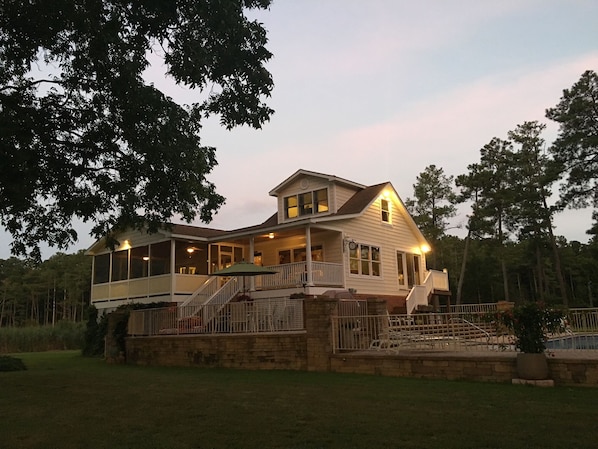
[[2, 0, 598, 259]]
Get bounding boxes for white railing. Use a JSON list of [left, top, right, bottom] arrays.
[[128, 298, 304, 336], [256, 262, 343, 289], [405, 285, 428, 315], [568, 308, 598, 331], [449, 303, 499, 314], [197, 277, 241, 326], [405, 269, 450, 315], [332, 310, 598, 353], [179, 276, 220, 308]]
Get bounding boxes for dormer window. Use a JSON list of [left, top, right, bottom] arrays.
[[285, 188, 328, 219]]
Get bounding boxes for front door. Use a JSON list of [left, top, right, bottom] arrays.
[[397, 251, 421, 288]]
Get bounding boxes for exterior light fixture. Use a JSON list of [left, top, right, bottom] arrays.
[[268, 233, 275, 239], [186, 247, 195, 254], [420, 244, 431, 253]]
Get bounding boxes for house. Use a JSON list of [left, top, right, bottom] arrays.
[[86, 169, 450, 315]]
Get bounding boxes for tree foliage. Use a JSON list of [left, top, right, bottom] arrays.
[[0, 0, 274, 259], [405, 165, 457, 244], [546, 70, 598, 210]]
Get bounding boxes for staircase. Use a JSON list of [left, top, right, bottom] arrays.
[[178, 276, 241, 327]]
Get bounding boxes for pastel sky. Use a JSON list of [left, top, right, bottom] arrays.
[[2, 0, 598, 259]]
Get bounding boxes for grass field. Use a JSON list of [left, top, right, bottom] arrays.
[[1, 351, 598, 449]]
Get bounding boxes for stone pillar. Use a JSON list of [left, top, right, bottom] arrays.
[[366, 297, 387, 315], [304, 296, 338, 372]]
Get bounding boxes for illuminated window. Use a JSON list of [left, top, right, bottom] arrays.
[[278, 245, 323, 264], [349, 243, 381, 276], [284, 189, 328, 219], [381, 199, 391, 223]]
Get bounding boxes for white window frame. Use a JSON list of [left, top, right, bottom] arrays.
[[349, 242, 381, 277]]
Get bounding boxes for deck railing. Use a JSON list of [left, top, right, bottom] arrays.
[[128, 298, 304, 336], [256, 262, 343, 289]]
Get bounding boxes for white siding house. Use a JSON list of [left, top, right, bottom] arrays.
[[86, 169, 450, 314]]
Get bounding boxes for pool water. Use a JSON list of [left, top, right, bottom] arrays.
[[546, 334, 598, 350]]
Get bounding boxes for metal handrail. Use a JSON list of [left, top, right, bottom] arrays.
[[449, 316, 492, 345]]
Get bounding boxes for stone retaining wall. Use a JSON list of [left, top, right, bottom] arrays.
[[329, 352, 598, 386], [124, 297, 598, 387]]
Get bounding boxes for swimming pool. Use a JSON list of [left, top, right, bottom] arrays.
[[546, 334, 598, 350]]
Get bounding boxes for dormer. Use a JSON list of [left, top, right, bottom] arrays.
[[269, 169, 366, 223]]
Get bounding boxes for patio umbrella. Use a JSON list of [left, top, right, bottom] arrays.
[[210, 261, 278, 294]]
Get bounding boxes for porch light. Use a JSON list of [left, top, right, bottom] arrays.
[[186, 247, 195, 254], [420, 244, 431, 253], [142, 256, 150, 261], [268, 233, 275, 239], [120, 240, 131, 250]]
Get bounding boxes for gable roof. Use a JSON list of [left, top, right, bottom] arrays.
[[268, 169, 365, 196], [87, 172, 428, 253], [335, 182, 388, 217]]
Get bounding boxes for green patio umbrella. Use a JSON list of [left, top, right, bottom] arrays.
[[211, 261, 278, 294]]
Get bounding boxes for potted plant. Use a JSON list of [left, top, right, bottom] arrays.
[[491, 302, 565, 380]]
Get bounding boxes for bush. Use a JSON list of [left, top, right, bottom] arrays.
[[82, 306, 108, 357], [0, 355, 27, 371]]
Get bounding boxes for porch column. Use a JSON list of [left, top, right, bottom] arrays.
[[170, 240, 176, 302], [305, 225, 314, 286], [249, 236, 255, 292]]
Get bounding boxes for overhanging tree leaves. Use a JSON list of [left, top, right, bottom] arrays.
[[0, 0, 274, 260]]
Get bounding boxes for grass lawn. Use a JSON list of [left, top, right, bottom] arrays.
[[2, 351, 598, 449]]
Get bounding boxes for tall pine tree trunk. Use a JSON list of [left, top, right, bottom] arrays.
[[456, 228, 471, 305]]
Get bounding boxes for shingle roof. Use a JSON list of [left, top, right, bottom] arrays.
[[335, 182, 387, 217]]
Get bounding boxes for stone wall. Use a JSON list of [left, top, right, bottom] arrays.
[[329, 352, 598, 387], [127, 332, 307, 370], [125, 297, 598, 387]]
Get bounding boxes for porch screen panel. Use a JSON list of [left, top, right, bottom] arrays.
[[150, 241, 171, 276], [111, 250, 128, 281], [130, 246, 149, 279], [93, 254, 110, 284]]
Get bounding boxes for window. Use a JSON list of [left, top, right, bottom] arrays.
[[278, 245, 324, 264], [285, 196, 298, 218], [284, 189, 328, 219], [349, 243, 381, 276], [315, 189, 329, 213], [381, 198, 390, 223], [93, 254, 110, 284]]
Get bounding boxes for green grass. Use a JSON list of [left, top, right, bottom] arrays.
[[2, 351, 598, 449]]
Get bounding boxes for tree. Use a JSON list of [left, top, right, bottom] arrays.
[[405, 165, 457, 268], [507, 121, 568, 306], [457, 138, 516, 302], [0, 0, 274, 260], [546, 70, 598, 218]]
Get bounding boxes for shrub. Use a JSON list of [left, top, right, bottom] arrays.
[[0, 355, 27, 371]]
